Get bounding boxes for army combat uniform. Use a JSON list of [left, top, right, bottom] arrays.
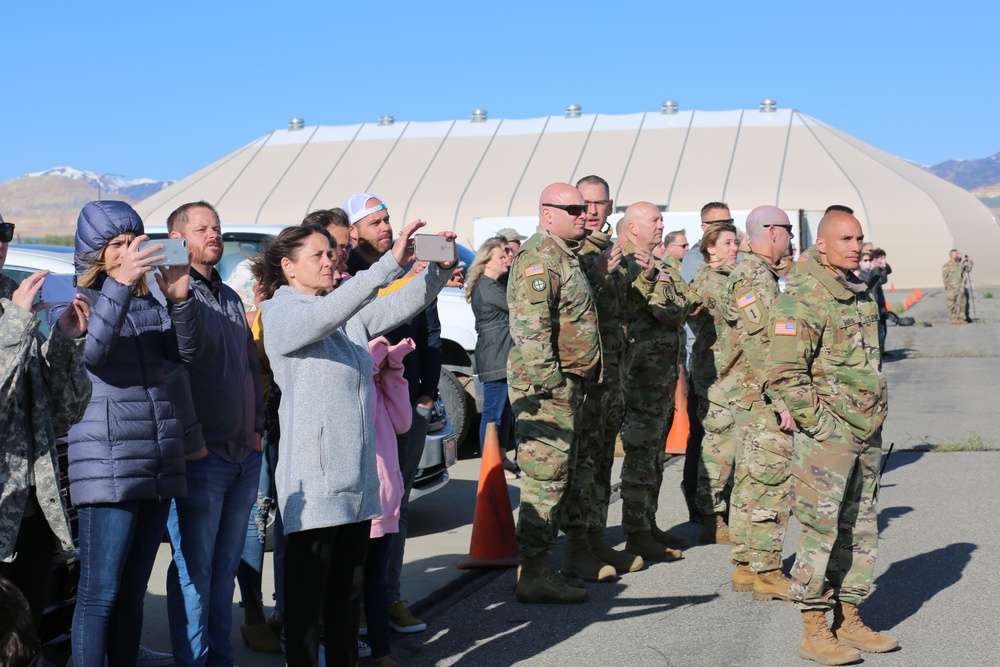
[[507, 227, 601, 566], [767, 257, 888, 611], [942, 256, 973, 323], [619, 240, 690, 558], [723, 253, 795, 587]]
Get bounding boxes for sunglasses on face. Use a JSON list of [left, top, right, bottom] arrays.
[[0, 222, 14, 243], [543, 203, 587, 217], [763, 224, 794, 232]]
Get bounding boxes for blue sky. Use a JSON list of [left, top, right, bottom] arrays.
[[2, 1, 997, 184]]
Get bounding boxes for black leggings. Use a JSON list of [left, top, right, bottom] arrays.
[[284, 521, 371, 667]]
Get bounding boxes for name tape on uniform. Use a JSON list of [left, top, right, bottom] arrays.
[[737, 292, 757, 309], [774, 321, 798, 336]]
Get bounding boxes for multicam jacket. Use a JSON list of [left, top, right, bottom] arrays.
[[723, 253, 789, 412], [507, 227, 601, 393], [942, 257, 972, 289], [0, 274, 91, 561], [688, 262, 734, 397], [767, 257, 887, 442], [621, 240, 690, 346], [578, 230, 630, 363]]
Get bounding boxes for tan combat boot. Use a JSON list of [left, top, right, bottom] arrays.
[[650, 523, 690, 549], [587, 531, 643, 574], [625, 531, 682, 562], [561, 536, 618, 582], [799, 610, 862, 665], [731, 562, 754, 593], [515, 555, 588, 604], [752, 568, 791, 601], [831, 601, 899, 653], [699, 513, 730, 544]]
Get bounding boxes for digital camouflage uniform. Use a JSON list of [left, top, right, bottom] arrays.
[[723, 253, 794, 572], [1, 273, 91, 563], [942, 257, 972, 322], [507, 228, 601, 558], [687, 263, 739, 516], [620, 241, 690, 534], [767, 257, 888, 611], [561, 230, 632, 535]]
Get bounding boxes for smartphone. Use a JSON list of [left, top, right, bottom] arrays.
[[39, 273, 77, 308], [413, 234, 455, 263], [139, 238, 189, 266]]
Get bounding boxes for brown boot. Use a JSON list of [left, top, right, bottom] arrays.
[[832, 601, 899, 653], [587, 531, 643, 574], [799, 610, 862, 665], [561, 536, 618, 582], [752, 568, 791, 601], [731, 562, 754, 593], [650, 524, 690, 549], [516, 555, 588, 604], [625, 531, 682, 562], [699, 513, 730, 544]]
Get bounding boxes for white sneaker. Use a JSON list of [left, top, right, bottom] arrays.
[[358, 639, 372, 658], [136, 646, 175, 667]]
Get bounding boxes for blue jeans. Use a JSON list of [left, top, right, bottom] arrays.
[[387, 404, 431, 602], [236, 442, 285, 614], [166, 449, 262, 667], [363, 534, 395, 659], [479, 380, 513, 456], [72, 500, 171, 667]]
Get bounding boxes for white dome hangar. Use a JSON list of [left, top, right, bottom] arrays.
[[137, 103, 999, 289]]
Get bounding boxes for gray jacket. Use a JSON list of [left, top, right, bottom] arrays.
[[261, 252, 448, 534]]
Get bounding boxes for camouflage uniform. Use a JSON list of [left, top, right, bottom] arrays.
[[507, 228, 601, 558], [723, 253, 794, 572], [561, 230, 630, 535], [942, 257, 972, 321], [1, 274, 91, 563], [793, 245, 817, 276], [687, 263, 739, 516], [767, 257, 888, 611], [620, 241, 690, 534]]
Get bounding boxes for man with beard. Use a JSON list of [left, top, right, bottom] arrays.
[[165, 201, 265, 667], [345, 193, 442, 633]]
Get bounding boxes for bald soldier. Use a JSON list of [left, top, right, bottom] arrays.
[[768, 211, 896, 665], [619, 202, 692, 562], [507, 183, 602, 604], [723, 206, 795, 600]]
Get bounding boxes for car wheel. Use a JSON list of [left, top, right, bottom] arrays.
[[439, 368, 471, 444]]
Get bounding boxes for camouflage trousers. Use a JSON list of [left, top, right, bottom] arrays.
[[695, 379, 738, 516], [509, 375, 585, 558], [562, 359, 625, 536], [946, 285, 968, 321], [729, 400, 793, 572], [790, 418, 882, 611]]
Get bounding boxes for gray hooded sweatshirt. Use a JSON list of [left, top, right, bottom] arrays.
[[261, 252, 448, 534]]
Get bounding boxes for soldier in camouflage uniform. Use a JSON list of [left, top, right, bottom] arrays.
[[507, 183, 602, 604], [0, 219, 92, 629], [557, 175, 643, 580], [722, 206, 797, 602], [619, 202, 692, 563], [942, 249, 973, 323], [768, 211, 896, 665], [686, 222, 739, 545]]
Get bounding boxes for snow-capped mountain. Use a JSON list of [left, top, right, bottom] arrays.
[[23, 166, 174, 200]]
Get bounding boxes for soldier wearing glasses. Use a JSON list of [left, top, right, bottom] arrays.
[[507, 183, 601, 604]]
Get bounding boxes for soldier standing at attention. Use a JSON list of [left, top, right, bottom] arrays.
[[942, 249, 973, 324], [620, 202, 692, 563], [768, 211, 896, 665], [723, 206, 796, 601], [507, 183, 601, 604], [556, 175, 644, 581]]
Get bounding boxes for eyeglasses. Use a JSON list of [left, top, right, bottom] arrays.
[[543, 203, 587, 217], [706, 218, 735, 225], [764, 224, 794, 232], [584, 199, 610, 207], [0, 222, 14, 243]]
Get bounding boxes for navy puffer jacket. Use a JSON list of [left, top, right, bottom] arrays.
[[54, 201, 204, 505]]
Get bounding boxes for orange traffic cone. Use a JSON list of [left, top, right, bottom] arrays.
[[890, 283, 895, 293], [885, 301, 892, 312], [915, 287, 922, 300], [457, 422, 520, 569], [665, 366, 689, 455]]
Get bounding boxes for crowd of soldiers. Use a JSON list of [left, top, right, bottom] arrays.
[[505, 178, 896, 666]]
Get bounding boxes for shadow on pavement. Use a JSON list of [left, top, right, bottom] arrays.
[[877, 505, 913, 534], [864, 542, 977, 630], [881, 449, 925, 475], [407, 479, 520, 538]]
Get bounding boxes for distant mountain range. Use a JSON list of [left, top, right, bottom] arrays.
[[925, 151, 1000, 218], [0, 167, 174, 239]]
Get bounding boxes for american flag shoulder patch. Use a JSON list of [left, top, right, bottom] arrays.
[[524, 264, 545, 277], [737, 292, 757, 309], [657, 272, 672, 283], [774, 321, 798, 336]]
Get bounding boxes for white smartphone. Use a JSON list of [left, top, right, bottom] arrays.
[[138, 238, 189, 266], [413, 235, 455, 263]]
